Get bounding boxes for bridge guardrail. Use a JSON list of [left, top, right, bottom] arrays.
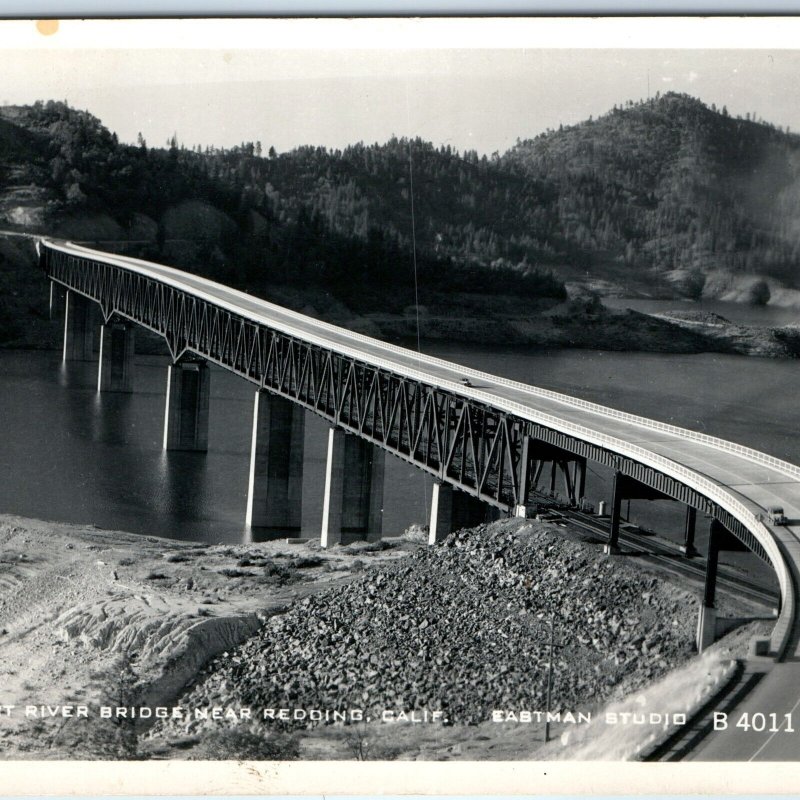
[[43, 239, 797, 657], [401, 372, 795, 657], [103, 240, 800, 483], [294, 313, 800, 483], [46, 240, 800, 489]]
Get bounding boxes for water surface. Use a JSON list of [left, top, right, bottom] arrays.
[[0, 324, 797, 586]]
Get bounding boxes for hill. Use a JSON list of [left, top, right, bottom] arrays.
[[4, 94, 800, 351], [504, 93, 800, 296], [0, 100, 566, 317], [198, 92, 800, 300], [6, 95, 800, 298]]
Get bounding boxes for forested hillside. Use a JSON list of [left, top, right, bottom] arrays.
[[504, 92, 800, 293], [0, 101, 565, 315], [3, 92, 800, 314]]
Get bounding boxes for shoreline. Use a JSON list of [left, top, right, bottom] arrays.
[[3, 231, 800, 359], [5, 303, 800, 361]]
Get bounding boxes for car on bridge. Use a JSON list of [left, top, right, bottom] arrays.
[[767, 505, 788, 525]]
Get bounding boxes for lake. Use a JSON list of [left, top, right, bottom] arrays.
[[0, 311, 796, 589]]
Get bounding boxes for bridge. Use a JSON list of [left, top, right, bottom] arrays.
[[36, 238, 800, 754]]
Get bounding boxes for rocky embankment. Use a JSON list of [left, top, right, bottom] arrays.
[[152, 519, 699, 754], [649, 309, 800, 357], [366, 301, 800, 357]]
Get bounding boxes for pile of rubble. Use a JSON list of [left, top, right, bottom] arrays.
[[157, 519, 698, 733]]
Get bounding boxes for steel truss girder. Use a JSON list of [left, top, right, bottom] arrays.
[[522, 438, 586, 506], [528, 425, 767, 561], [41, 244, 768, 564]]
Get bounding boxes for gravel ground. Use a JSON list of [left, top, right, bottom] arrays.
[[0, 514, 409, 759], [152, 518, 700, 748]]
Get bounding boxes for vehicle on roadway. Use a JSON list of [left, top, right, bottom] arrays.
[[767, 505, 788, 525], [460, 377, 473, 387]]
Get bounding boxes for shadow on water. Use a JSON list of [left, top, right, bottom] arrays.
[[1, 352, 445, 544], [155, 450, 212, 530], [90, 388, 134, 446]]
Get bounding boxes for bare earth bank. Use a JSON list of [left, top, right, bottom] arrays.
[[0, 514, 410, 759], [0, 514, 770, 761]]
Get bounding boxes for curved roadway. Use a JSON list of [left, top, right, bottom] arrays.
[[46, 239, 800, 759]]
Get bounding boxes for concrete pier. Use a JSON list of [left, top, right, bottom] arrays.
[[696, 605, 718, 654], [604, 470, 671, 554], [246, 390, 305, 530], [681, 505, 700, 558], [697, 519, 723, 652], [321, 429, 385, 547], [163, 361, 210, 451], [428, 482, 487, 545], [573, 458, 586, 504], [520, 438, 588, 508], [97, 321, 135, 393], [604, 471, 624, 554], [62, 290, 95, 362], [429, 482, 453, 545]]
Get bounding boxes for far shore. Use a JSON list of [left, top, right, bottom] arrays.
[[6, 292, 800, 361], [3, 230, 800, 359]]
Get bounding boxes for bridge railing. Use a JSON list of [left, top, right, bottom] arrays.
[[223, 265, 795, 655], [42, 240, 797, 657], [158, 257, 800, 483], [47, 241, 800, 482], [296, 320, 800, 483], [462, 389, 794, 658], [322, 340, 797, 654]]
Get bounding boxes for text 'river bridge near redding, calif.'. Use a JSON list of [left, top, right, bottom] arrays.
[[35, 237, 800, 758]]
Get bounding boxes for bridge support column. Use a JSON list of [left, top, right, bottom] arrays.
[[697, 519, 723, 652], [246, 391, 305, 530], [429, 482, 454, 545], [604, 471, 624, 555], [97, 321, 135, 393], [522, 438, 587, 508], [320, 429, 385, 548], [62, 290, 95, 362], [573, 458, 586, 506], [515, 436, 533, 518], [163, 361, 210, 451], [681, 506, 700, 558], [603, 470, 673, 554], [428, 483, 487, 545]]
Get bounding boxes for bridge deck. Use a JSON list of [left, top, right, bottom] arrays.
[[44, 241, 800, 664]]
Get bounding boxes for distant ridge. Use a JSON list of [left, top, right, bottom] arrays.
[[504, 92, 800, 291], [3, 92, 800, 306]]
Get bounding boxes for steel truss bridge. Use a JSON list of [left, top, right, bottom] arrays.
[[39, 239, 800, 672]]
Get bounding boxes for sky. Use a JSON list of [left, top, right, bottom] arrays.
[[2, 20, 800, 155]]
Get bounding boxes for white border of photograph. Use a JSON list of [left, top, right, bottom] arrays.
[[3, 14, 800, 795]]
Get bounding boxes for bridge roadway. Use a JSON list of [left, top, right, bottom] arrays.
[[41, 240, 800, 759]]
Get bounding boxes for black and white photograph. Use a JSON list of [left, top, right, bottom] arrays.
[[2, 15, 800, 790]]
